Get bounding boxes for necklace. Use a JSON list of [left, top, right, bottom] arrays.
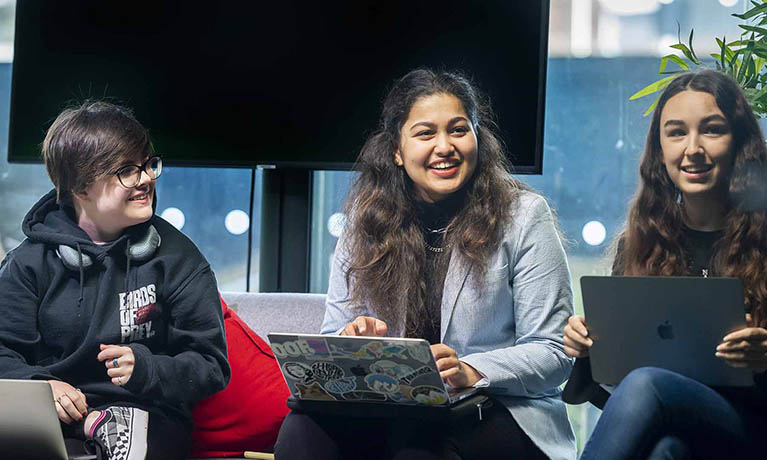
[[425, 243, 445, 253], [425, 226, 448, 234]]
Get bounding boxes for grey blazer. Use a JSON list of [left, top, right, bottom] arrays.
[[322, 190, 577, 460]]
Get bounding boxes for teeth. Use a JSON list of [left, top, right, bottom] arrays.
[[682, 165, 712, 173], [129, 194, 147, 201], [430, 162, 457, 170]]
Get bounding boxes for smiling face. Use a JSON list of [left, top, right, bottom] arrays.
[[659, 90, 734, 201], [73, 153, 156, 242], [394, 93, 478, 203]]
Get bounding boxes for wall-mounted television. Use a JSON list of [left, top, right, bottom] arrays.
[[10, 0, 549, 173]]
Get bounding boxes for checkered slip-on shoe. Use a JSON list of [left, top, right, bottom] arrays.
[[89, 406, 149, 460]]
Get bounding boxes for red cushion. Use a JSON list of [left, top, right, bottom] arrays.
[[190, 295, 290, 457]]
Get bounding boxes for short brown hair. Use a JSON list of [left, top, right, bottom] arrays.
[[42, 101, 153, 204]]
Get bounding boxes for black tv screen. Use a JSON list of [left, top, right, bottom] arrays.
[[10, 0, 549, 173]]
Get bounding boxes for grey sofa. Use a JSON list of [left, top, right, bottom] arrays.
[[220, 291, 327, 338]]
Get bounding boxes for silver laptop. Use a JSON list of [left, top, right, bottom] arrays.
[[0, 379, 96, 460], [581, 276, 753, 387], [268, 334, 478, 406]]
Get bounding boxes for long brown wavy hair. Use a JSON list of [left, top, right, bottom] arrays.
[[617, 70, 767, 325], [342, 69, 523, 329]]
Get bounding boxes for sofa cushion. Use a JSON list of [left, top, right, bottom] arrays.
[[189, 296, 290, 457]]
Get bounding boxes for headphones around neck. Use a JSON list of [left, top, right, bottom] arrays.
[[56, 225, 161, 271]]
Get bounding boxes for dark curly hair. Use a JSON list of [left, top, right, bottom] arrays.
[[342, 68, 524, 329]]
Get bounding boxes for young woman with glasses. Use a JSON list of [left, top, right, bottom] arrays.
[[0, 101, 230, 460]]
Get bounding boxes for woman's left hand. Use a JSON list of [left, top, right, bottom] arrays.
[[430, 343, 482, 388], [97, 344, 136, 387], [716, 314, 767, 371]]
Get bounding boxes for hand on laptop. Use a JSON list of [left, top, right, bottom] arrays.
[[341, 316, 388, 336], [715, 314, 767, 371], [563, 315, 593, 358], [48, 379, 88, 424], [431, 343, 481, 388]]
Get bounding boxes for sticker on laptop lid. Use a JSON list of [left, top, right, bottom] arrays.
[[311, 361, 344, 381], [407, 343, 432, 364], [400, 366, 436, 385], [370, 360, 413, 379], [272, 337, 331, 360], [411, 385, 449, 405], [283, 362, 314, 383], [329, 342, 376, 360], [296, 381, 336, 401], [323, 376, 357, 394], [378, 342, 408, 359], [364, 373, 401, 394]]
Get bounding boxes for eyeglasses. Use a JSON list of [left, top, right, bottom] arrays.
[[113, 156, 163, 189]]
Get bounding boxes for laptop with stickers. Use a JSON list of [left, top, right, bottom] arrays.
[[267, 334, 480, 408]]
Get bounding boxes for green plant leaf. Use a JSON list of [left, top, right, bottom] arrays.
[[643, 95, 661, 117], [688, 29, 699, 63], [733, 3, 767, 20], [716, 37, 736, 61], [740, 24, 767, 36], [719, 36, 727, 71], [659, 54, 690, 73], [629, 75, 677, 101], [670, 43, 697, 63]]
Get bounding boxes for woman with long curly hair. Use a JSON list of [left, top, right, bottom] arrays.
[[563, 69, 767, 458], [275, 69, 576, 459]]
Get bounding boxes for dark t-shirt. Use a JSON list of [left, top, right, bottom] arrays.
[[684, 227, 723, 277]]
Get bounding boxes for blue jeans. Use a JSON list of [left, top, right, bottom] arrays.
[[580, 367, 765, 460]]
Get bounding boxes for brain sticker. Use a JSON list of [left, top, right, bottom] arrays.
[[411, 385, 449, 406], [310, 361, 344, 381]]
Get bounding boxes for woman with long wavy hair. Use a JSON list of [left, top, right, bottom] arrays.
[[275, 69, 576, 460], [563, 69, 767, 458]]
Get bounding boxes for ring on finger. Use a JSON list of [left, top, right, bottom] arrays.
[[117, 376, 123, 385], [112, 358, 119, 368]]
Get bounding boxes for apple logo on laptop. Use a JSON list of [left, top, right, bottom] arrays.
[[657, 321, 674, 340]]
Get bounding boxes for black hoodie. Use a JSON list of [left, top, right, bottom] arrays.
[[0, 189, 230, 426]]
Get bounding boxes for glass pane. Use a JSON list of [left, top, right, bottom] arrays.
[[154, 166, 259, 292], [310, 170, 355, 293]]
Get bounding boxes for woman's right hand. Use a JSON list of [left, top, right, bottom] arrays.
[[563, 315, 593, 358], [341, 316, 388, 337], [48, 380, 88, 424]]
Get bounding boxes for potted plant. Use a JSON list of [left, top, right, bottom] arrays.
[[631, 0, 767, 118]]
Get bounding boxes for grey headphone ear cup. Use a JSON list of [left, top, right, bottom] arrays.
[[56, 245, 94, 271], [128, 225, 161, 262], [56, 224, 161, 271]]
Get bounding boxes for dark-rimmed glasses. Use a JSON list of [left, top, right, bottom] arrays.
[[113, 156, 163, 189]]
